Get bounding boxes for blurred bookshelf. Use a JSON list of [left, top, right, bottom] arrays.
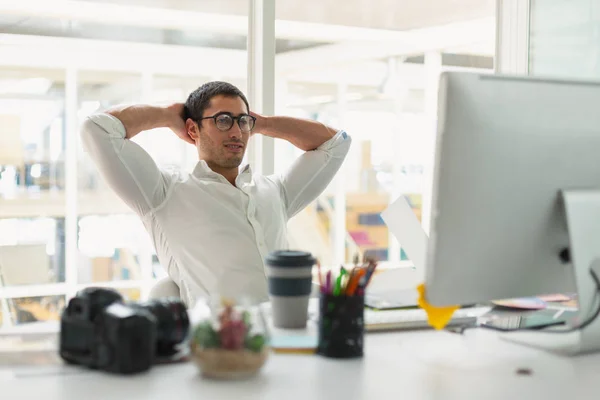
[[0, 189, 130, 219]]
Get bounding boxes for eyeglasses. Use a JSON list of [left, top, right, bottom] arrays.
[[199, 112, 256, 133]]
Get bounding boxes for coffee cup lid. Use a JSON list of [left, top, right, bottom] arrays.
[[265, 250, 316, 267]]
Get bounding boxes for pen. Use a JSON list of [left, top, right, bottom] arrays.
[[345, 266, 358, 293], [364, 261, 378, 287], [333, 267, 346, 296], [355, 260, 377, 295], [341, 270, 350, 293], [357, 271, 368, 289], [346, 268, 366, 296]]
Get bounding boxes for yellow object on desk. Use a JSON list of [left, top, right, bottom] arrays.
[[416, 283, 459, 330]]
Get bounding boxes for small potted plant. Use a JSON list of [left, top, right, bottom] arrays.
[[190, 299, 268, 379]]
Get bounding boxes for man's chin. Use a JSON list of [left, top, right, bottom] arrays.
[[220, 156, 244, 169]]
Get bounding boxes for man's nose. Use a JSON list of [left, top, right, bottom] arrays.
[[228, 123, 243, 139]]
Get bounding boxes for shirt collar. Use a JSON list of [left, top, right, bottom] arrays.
[[192, 160, 253, 186]]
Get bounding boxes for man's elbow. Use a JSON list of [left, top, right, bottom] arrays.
[[80, 118, 96, 147], [80, 116, 113, 155]]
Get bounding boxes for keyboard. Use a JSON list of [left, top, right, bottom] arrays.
[[364, 307, 489, 332]]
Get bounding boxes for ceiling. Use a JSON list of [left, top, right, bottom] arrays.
[[0, 0, 495, 51], [82, 0, 495, 31], [0, 0, 496, 106]]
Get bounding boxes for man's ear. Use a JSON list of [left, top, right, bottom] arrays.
[[185, 118, 200, 140]]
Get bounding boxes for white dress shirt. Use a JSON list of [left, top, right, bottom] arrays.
[[81, 113, 351, 306]]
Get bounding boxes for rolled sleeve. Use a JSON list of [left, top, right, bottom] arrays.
[[316, 129, 351, 154], [87, 113, 127, 139]]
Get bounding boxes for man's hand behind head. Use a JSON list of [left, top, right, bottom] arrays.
[[167, 103, 195, 145], [249, 111, 269, 136]]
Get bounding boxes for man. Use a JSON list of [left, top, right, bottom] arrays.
[[81, 81, 351, 306]]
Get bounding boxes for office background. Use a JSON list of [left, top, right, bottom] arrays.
[[0, 0, 588, 329]]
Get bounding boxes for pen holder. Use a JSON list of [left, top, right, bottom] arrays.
[[317, 293, 364, 359]]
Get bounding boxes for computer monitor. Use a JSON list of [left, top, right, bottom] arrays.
[[425, 72, 600, 355]]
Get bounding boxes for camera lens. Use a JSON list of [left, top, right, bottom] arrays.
[[136, 299, 189, 356]]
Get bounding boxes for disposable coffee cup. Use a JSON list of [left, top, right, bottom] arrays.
[[265, 250, 315, 329]]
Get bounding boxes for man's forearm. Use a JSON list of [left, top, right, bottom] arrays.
[[106, 105, 173, 139], [259, 116, 337, 151]]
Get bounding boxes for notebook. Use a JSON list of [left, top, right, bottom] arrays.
[[258, 302, 318, 354]]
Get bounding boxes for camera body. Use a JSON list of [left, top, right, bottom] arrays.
[[59, 287, 189, 374]]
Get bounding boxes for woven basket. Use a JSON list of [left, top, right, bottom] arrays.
[[191, 342, 269, 380]]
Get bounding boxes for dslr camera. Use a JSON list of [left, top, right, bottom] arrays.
[[59, 287, 189, 374]]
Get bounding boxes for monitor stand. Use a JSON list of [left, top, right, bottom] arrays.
[[500, 190, 600, 356]]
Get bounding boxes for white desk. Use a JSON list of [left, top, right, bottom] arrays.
[[1, 328, 599, 400]]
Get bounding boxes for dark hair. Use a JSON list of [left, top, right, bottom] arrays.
[[184, 81, 250, 122]]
